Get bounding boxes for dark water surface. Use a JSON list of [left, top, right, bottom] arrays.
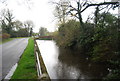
[[36, 40, 109, 79]]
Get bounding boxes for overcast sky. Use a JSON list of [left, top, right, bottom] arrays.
[[0, 0, 119, 33]]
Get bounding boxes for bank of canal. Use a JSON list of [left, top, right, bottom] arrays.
[[36, 40, 109, 80]]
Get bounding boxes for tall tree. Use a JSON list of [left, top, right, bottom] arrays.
[[0, 9, 14, 34], [53, 0, 70, 24], [67, 0, 119, 28], [23, 20, 34, 36], [13, 20, 23, 31], [39, 27, 48, 36]]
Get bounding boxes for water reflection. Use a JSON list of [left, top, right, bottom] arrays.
[[36, 40, 108, 79]]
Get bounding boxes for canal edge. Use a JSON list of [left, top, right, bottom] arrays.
[[34, 38, 51, 80]]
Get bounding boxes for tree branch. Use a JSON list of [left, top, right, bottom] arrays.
[[81, 2, 119, 13]]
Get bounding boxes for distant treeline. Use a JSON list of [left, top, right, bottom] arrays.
[[0, 9, 34, 39]]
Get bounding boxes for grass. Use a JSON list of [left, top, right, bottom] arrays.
[[0, 38, 14, 44], [16, 37, 29, 38], [0, 37, 29, 44], [35, 37, 53, 40], [11, 38, 37, 79]]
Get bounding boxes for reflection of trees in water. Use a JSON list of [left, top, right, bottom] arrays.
[[55, 62, 82, 79], [57, 48, 109, 79]]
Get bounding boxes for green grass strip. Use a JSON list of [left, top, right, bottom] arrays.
[[11, 38, 37, 79]]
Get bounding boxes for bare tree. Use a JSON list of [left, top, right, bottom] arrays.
[[53, 0, 70, 24], [0, 9, 14, 34], [67, 0, 119, 29], [39, 27, 48, 36], [13, 20, 23, 31], [24, 20, 34, 36]]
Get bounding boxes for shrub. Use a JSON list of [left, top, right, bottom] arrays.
[[55, 20, 80, 48], [2, 33, 10, 39]]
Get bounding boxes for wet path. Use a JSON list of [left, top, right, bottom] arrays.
[[1, 38, 28, 79]]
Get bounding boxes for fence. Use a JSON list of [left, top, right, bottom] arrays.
[[34, 38, 50, 80]]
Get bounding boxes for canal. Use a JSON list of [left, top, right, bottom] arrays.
[[36, 40, 109, 79]]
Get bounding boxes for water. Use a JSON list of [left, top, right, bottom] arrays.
[[36, 40, 109, 79]]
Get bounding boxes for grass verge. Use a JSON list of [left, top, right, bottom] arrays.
[[11, 38, 37, 79], [0, 37, 28, 44], [35, 37, 53, 40], [0, 38, 14, 44]]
